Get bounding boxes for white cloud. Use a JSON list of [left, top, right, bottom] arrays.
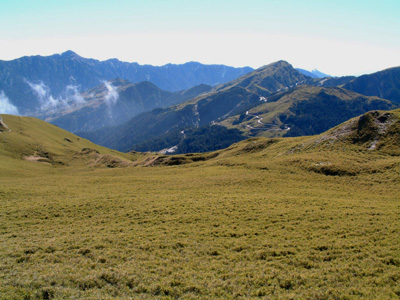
[[25, 80, 86, 113], [103, 81, 119, 106], [65, 85, 85, 105], [25, 80, 57, 111], [103, 81, 119, 120], [0, 91, 19, 115], [26, 81, 48, 102]]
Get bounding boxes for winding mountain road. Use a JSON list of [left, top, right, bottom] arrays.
[[245, 111, 290, 131]]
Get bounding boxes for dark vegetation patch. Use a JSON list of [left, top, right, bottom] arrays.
[[150, 152, 219, 166], [80, 148, 100, 155], [133, 124, 246, 154], [76, 148, 131, 168], [308, 163, 359, 176]]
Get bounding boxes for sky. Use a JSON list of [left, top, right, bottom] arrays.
[[0, 0, 399, 76]]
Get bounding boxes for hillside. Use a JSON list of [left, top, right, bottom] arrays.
[[43, 79, 212, 133], [1, 110, 399, 299], [222, 108, 400, 158], [0, 114, 149, 170], [343, 66, 400, 104], [223, 85, 396, 138], [0, 51, 252, 115]]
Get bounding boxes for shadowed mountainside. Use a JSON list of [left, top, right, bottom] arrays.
[[343, 66, 400, 104]]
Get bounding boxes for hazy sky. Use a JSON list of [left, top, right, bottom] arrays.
[[1, 0, 399, 76]]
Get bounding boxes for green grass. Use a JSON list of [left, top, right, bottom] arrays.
[[0, 114, 400, 299]]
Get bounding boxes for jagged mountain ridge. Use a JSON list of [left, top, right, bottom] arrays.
[[0, 50, 253, 114]]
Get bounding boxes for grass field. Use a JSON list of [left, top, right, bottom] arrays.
[[0, 113, 400, 299]]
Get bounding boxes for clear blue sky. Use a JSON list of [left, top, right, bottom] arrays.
[[1, 0, 399, 76]]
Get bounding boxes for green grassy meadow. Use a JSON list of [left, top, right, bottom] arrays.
[[1, 114, 400, 299]]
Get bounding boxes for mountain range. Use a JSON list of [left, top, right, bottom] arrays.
[[0, 50, 252, 115], [1, 51, 400, 155], [79, 61, 399, 152]]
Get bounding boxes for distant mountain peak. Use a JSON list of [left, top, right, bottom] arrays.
[[255, 61, 294, 74], [296, 68, 331, 78], [311, 69, 331, 78], [276, 60, 291, 65], [260, 60, 291, 68], [60, 50, 82, 59]]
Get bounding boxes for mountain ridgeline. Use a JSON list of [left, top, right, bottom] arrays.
[[0, 50, 253, 114], [80, 61, 398, 153]]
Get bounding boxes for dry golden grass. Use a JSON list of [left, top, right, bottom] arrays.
[[0, 113, 399, 299]]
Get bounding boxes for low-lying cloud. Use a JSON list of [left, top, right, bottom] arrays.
[[24, 80, 119, 119], [104, 81, 119, 106], [103, 81, 119, 120], [25, 80, 86, 113], [65, 85, 85, 105], [0, 91, 19, 115]]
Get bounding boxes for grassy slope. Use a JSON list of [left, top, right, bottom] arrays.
[[0, 114, 147, 171], [0, 112, 400, 299]]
